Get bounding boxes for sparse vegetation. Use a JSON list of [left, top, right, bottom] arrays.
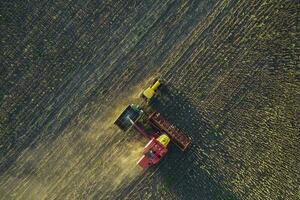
[[0, 0, 298, 199]]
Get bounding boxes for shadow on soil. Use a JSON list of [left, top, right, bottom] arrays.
[[148, 84, 238, 200]]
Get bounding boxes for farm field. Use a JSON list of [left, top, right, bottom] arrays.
[[0, 0, 299, 199]]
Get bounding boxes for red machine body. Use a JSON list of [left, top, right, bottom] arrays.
[[137, 137, 168, 169], [136, 111, 191, 169]]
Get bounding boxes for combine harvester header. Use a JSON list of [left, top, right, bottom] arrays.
[[149, 112, 191, 151]]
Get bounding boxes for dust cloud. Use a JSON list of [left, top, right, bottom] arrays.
[[0, 78, 158, 199], [0, 117, 146, 199]]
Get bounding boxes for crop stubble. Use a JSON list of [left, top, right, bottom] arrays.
[[0, 0, 299, 199]]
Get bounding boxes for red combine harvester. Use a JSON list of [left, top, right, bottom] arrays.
[[114, 80, 191, 169]]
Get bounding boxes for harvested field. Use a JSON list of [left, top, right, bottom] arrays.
[[0, 0, 299, 199]]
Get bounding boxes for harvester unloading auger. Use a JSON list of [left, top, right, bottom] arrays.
[[114, 79, 191, 169]]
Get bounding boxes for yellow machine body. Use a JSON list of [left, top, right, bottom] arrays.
[[142, 80, 161, 100], [156, 134, 170, 148]]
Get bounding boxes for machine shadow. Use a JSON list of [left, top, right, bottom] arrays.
[[148, 84, 238, 200]]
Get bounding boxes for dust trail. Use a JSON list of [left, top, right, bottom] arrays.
[[0, 117, 146, 200], [0, 79, 157, 200]]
